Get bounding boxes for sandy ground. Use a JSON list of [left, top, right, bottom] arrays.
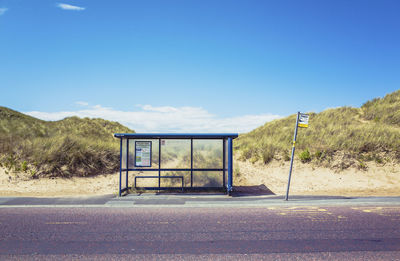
[[0, 168, 119, 197], [235, 160, 400, 197], [0, 160, 399, 197]]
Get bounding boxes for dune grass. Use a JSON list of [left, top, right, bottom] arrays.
[[1, 89, 399, 178], [0, 106, 134, 177], [235, 90, 400, 169]]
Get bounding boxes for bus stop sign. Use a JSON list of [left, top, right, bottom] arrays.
[[298, 113, 309, 128]]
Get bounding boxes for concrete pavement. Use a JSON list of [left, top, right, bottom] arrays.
[[1, 193, 400, 208]]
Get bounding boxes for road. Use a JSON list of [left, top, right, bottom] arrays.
[[1, 204, 400, 260]]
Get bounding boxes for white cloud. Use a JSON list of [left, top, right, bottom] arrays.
[[57, 3, 85, 11], [25, 104, 281, 133], [0, 8, 8, 16], [76, 101, 89, 106]]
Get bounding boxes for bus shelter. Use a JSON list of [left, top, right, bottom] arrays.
[[114, 133, 238, 196]]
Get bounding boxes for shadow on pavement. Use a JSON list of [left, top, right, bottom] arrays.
[[231, 184, 276, 197]]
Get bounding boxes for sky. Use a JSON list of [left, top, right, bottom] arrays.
[[1, 0, 399, 133]]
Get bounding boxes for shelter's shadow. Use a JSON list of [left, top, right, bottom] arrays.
[[231, 184, 275, 197]]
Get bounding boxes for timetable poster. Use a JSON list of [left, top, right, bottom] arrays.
[[135, 141, 152, 167]]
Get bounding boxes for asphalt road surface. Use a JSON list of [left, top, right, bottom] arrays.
[[1, 205, 400, 260]]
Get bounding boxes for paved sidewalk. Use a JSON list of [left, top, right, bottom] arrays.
[[1, 193, 400, 207]]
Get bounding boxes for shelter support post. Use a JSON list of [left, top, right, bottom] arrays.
[[227, 137, 233, 195], [158, 138, 161, 189], [126, 139, 129, 192], [223, 139, 226, 188], [191, 138, 193, 188], [118, 138, 122, 197]]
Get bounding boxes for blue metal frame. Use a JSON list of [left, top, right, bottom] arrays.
[[223, 139, 226, 188], [126, 139, 129, 190], [115, 133, 238, 139], [190, 139, 193, 188], [114, 133, 238, 196], [158, 139, 161, 188], [119, 138, 122, 197], [227, 137, 233, 195]]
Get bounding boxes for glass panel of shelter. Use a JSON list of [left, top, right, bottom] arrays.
[[125, 138, 226, 189]]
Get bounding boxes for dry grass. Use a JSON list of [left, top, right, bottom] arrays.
[[235, 90, 400, 169], [0, 106, 134, 177]]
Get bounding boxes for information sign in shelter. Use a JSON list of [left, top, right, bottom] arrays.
[[135, 141, 152, 167]]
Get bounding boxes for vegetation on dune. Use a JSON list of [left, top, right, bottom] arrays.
[[1, 89, 399, 179], [362, 90, 400, 125], [235, 90, 400, 170], [0, 106, 134, 177]]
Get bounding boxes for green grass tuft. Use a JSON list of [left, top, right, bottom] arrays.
[[299, 149, 311, 163]]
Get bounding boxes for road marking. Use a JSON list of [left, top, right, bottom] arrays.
[[146, 221, 175, 225], [287, 206, 318, 210], [290, 209, 320, 212], [269, 206, 335, 221], [351, 207, 400, 218], [46, 221, 87, 225]]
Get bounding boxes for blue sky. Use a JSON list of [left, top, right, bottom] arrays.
[[1, 0, 399, 132]]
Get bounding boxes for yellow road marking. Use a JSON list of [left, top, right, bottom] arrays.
[[292, 209, 319, 211], [351, 207, 400, 217], [353, 207, 398, 210]]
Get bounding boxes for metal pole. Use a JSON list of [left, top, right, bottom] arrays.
[[227, 137, 233, 195], [126, 139, 129, 191], [190, 138, 193, 188], [222, 139, 226, 189], [285, 112, 300, 201], [118, 138, 122, 197], [158, 138, 161, 189]]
